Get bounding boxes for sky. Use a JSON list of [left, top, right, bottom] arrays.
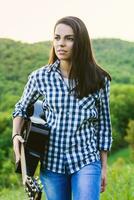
[[0, 0, 134, 43]]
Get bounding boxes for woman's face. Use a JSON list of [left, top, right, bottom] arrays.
[[53, 23, 74, 62]]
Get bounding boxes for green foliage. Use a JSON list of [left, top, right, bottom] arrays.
[[110, 84, 134, 151], [92, 38, 134, 84], [124, 120, 134, 161], [108, 147, 131, 165], [125, 120, 134, 145], [101, 162, 134, 200], [0, 188, 29, 200], [0, 112, 12, 159]]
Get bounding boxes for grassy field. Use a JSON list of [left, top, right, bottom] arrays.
[[0, 148, 134, 200], [0, 187, 46, 200], [108, 147, 131, 165]]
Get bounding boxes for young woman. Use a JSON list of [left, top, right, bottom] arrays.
[[12, 16, 112, 200]]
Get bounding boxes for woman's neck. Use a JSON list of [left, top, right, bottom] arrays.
[[60, 60, 71, 78]]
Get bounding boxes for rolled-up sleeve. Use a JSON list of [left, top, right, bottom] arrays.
[[97, 77, 112, 151], [12, 71, 40, 118]]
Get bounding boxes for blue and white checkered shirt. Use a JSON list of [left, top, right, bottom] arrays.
[[13, 59, 112, 174]]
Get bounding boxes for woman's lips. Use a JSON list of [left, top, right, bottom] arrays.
[[57, 50, 67, 54]]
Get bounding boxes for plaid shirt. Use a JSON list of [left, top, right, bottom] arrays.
[[13, 60, 112, 174]]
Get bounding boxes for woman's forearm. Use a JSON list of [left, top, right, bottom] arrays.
[[12, 116, 25, 137], [100, 150, 108, 168], [100, 150, 108, 192]]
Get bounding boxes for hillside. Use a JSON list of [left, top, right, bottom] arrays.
[[92, 38, 134, 83], [0, 38, 134, 85]]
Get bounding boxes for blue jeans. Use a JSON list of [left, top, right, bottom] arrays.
[[40, 160, 101, 200]]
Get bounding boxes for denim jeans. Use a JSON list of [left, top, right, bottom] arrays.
[[40, 160, 101, 200]]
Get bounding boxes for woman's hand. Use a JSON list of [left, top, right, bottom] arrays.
[[13, 135, 24, 163], [101, 165, 107, 192]]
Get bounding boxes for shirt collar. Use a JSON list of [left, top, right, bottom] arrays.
[[47, 59, 60, 72], [47, 59, 77, 92]]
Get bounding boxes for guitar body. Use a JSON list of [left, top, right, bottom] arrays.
[[16, 100, 50, 176]]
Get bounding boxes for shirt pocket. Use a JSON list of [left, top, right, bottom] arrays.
[[78, 94, 95, 110]]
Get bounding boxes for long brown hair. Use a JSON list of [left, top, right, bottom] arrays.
[[49, 16, 111, 99]]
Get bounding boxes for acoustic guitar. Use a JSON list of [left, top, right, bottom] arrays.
[[15, 100, 50, 200]]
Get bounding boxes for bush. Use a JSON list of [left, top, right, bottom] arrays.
[[110, 84, 134, 152]]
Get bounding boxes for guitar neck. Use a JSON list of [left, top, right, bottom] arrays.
[[20, 143, 27, 185]]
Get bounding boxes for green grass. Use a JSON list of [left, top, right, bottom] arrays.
[[108, 147, 131, 165], [0, 187, 46, 200], [0, 187, 28, 200], [101, 163, 134, 200]]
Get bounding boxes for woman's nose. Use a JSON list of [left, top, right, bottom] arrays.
[[58, 39, 65, 46]]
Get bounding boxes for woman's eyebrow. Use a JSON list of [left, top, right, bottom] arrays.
[[54, 34, 74, 37]]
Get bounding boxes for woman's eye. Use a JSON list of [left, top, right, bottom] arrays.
[[54, 36, 60, 40], [67, 38, 74, 41]]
